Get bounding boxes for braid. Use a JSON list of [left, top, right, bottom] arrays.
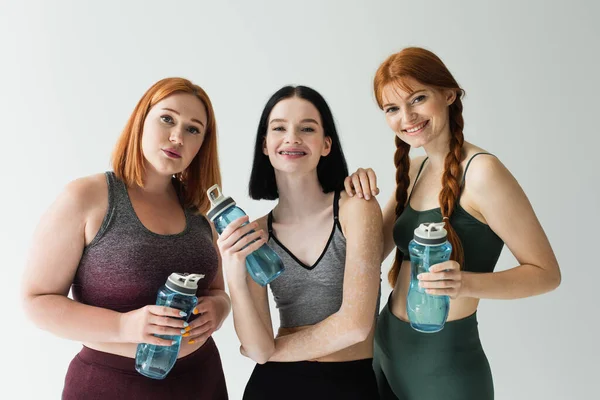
[[388, 136, 411, 286], [439, 95, 465, 266]]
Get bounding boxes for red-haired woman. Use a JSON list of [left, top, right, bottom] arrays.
[[22, 78, 230, 399], [344, 47, 561, 400]]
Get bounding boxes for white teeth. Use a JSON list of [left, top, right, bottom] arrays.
[[406, 121, 427, 133], [280, 151, 305, 155]]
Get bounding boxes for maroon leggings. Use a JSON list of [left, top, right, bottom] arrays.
[[62, 337, 228, 400]]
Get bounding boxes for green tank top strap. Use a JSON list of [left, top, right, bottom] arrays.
[[460, 152, 496, 188], [407, 157, 429, 202]]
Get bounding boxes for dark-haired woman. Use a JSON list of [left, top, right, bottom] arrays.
[[217, 86, 383, 400], [345, 47, 561, 400]]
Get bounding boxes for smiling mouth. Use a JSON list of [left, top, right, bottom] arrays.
[[278, 151, 307, 156], [403, 120, 429, 134]]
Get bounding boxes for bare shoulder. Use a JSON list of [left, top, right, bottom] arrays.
[[58, 173, 108, 215], [462, 150, 515, 194], [339, 191, 383, 224]]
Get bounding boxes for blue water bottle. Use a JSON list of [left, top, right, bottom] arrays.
[[135, 273, 204, 379], [406, 222, 452, 333], [206, 184, 284, 286]]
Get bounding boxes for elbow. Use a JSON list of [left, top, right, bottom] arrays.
[[21, 293, 39, 324], [349, 318, 374, 344], [241, 343, 275, 365], [253, 352, 272, 365], [337, 307, 375, 345], [538, 263, 561, 294], [250, 350, 274, 365], [549, 267, 562, 291]]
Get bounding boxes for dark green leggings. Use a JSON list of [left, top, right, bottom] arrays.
[[373, 294, 494, 400]]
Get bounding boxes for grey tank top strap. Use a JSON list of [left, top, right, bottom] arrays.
[[88, 171, 132, 247], [98, 171, 192, 239]]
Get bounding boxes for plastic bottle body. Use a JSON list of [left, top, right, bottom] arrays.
[[212, 205, 284, 286], [134, 286, 198, 379], [406, 240, 453, 333]]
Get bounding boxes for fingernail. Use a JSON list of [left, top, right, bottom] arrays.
[[185, 326, 191, 332], [171, 340, 177, 345], [181, 329, 187, 334], [193, 308, 199, 315], [183, 322, 189, 327], [365, 195, 370, 200], [179, 311, 188, 317], [188, 340, 196, 344], [182, 332, 190, 337], [417, 274, 423, 279], [372, 191, 377, 196], [358, 193, 363, 198]]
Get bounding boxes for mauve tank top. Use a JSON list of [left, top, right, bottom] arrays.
[[71, 172, 219, 321]]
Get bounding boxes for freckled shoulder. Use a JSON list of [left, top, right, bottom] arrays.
[[338, 191, 383, 231]]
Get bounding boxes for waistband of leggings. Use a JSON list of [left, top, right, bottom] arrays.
[[377, 292, 481, 346], [257, 358, 374, 376], [77, 336, 218, 376]]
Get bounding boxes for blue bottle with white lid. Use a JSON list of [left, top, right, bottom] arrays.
[[406, 222, 452, 333], [207, 184, 284, 286], [135, 272, 204, 379]]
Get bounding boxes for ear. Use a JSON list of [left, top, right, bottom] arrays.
[[262, 138, 268, 156], [445, 89, 457, 106], [321, 136, 332, 157]]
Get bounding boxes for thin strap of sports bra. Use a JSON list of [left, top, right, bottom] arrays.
[[407, 157, 429, 202], [461, 152, 494, 187], [267, 211, 274, 236], [333, 190, 340, 221]]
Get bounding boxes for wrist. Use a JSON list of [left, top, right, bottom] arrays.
[[460, 271, 474, 298], [226, 273, 249, 292], [212, 291, 231, 322], [116, 312, 128, 343]]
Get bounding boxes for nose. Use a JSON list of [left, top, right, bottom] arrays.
[[401, 106, 417, 124], [169, 127, 184, 146], [284, 129, 302, 144]]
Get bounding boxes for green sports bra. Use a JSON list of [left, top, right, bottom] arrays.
[[393, 153, 504, 273]]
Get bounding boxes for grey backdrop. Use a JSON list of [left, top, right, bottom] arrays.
[[1, 0, 598, 399]]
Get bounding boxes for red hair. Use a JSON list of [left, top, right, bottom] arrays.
[[374, 47, 465, 287], [111, 77, 221, 214]]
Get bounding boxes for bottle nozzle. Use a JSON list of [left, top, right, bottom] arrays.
[[207, 184, 224, 205], [184, 273, 205, 286], [419, 222, 445, 237], [206, 184, 236, 221]]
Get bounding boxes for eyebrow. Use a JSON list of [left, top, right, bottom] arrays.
[[382, 90, 427, 108], [269, 118, 320, 125], [161, 108, 205, 127]]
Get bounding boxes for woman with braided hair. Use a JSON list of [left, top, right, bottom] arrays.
[[344, 47, 561, 399]]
